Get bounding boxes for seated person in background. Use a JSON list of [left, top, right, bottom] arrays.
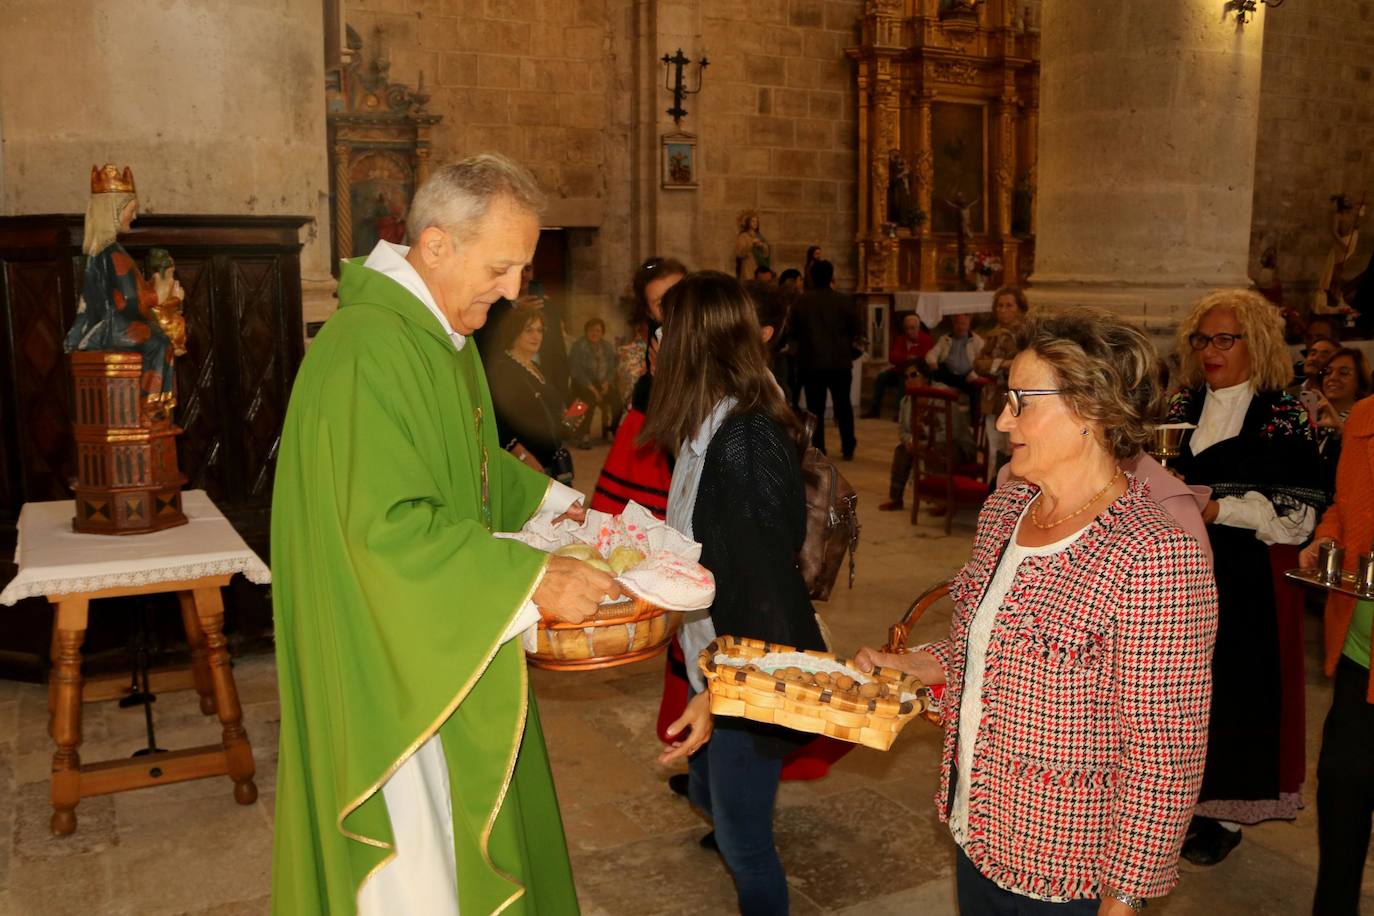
[[1291, 337, 1340, 395], [753, 265, 775, 284], [925, 312, 985, 394], [1310, 347, 1374, 466], [568, 317, 622, 447], [865, 312, 933, 419], [777, 268, 802, 293], [1294, 317, 1340, 375], [878, 364, 976, 512], [973, 286, 1029, 472]]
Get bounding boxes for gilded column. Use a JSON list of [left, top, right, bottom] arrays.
[[332, 142, 353, 261]]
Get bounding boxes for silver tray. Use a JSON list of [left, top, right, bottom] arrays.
[[1284, 568, 1374, 600]]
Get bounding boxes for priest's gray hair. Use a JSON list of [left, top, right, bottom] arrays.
[[406, 153, 546, 244]]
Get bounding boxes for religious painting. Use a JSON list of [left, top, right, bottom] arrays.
[[348, 150, 413, 257], [661, 132, 698, 189], [930, 101, 987, 235]]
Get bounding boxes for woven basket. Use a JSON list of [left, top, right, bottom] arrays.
[[526, 595, 682, 671], [698, 635, 929, 751]]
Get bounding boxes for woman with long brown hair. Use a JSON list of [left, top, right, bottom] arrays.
[[646, 271, 823, 916]]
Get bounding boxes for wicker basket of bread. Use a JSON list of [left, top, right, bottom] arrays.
[[699, 635, 930, 751], [498, 503, 716, 671]]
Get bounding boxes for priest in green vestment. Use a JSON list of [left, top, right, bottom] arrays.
[[270, 154, 618, 916]]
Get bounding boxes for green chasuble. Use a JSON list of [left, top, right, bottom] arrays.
[[270, 260, 579, 915]]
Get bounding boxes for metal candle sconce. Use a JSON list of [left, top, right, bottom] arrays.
[[662, 48, 709, 125]]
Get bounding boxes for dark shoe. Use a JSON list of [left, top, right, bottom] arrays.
[[668, 773, 689, 798], [699, 830, 718, 851], [1180, 817, 1242, 866], [878, 500, 904, 512]]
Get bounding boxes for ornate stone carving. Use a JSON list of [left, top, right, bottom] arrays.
[[933, 59, 981, 85]]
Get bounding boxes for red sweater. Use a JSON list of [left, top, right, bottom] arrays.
[[888, 329, 933, 369], [926, 477, 1217, 901]]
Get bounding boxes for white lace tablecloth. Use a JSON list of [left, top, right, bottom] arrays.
[[0, 490, 271, 605], [893, 290, 995, 329]]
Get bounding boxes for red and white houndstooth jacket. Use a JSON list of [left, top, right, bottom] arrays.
[[926, 475, 1218, 902]]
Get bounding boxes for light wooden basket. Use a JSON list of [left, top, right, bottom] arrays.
[[698, 635, 929, 751], [527, 595, 681, 671]]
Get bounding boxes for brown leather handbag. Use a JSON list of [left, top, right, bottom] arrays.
[[797, 412, 860, 601]]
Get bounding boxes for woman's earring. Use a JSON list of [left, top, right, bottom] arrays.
[[1081, 427, 1089, 437]]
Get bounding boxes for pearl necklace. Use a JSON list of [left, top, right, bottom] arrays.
[[1030, 468, 1122, 531]]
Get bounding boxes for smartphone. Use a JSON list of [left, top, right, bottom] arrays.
[[1298, 389, 1323, 417]]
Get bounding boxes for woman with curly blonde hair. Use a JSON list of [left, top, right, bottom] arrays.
[[1166, 288, 1328, 865]]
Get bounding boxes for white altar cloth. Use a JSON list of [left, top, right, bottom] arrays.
[[0, 490, 271, 605], [893, 290, 995, 330]]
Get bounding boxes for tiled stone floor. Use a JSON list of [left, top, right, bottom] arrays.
[[1, 416, 1371, 914]]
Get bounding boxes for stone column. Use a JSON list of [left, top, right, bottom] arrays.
[[1030, 1, 1266, 333]]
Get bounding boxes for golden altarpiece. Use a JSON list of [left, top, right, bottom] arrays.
[[849, 0, 1039, 296]]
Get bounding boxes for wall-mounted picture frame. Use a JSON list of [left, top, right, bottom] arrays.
[[661, 132, 698, 189]]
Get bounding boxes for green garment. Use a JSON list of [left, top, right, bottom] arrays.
[[270, 260, 579, 915], [1343, 600, 1374, 669]]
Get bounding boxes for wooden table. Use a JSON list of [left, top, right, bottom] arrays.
[[1, 491, 272, 835]]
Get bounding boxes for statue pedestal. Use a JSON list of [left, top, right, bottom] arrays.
[[69, 352, 187, 535]]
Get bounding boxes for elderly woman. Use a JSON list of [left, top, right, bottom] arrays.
[[851, 310, 1220, 916], [857, 308, 1217, 914], [1165, 289, 1326, 865], [974, 284, 1030, 473], [486, 303, 574, 485]]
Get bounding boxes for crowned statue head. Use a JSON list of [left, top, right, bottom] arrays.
[[83, 164, 138, 256]]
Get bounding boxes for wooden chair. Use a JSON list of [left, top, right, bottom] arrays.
[[908, 386, 989, 534]]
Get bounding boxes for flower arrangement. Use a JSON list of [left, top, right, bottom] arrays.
[[965, 250, 1003, 277]]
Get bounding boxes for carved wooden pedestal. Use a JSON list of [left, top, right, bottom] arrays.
[[69, 352, 187, 534], [47, 573, 257, 835]]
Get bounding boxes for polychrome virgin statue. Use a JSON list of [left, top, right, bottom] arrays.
[[64, 164, 187, 420]]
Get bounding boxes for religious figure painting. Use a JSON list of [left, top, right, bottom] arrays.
[[930, 101, 987, 235], [661, 133, 698, 189], [348, 150, 413, 257]]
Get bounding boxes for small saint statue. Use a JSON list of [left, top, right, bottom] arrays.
[[734, 210, 771, 280], [886, 150, 923, 232], [64, 164, 187, 422], [1313, 193, 1366, 320]]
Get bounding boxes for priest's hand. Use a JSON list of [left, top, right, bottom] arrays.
[[658, 692, 712, 765], [534, 556, 621, 624], [553, 502, 587, 526]]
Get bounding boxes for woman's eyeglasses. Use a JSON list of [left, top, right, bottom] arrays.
[[1319, 366, 1356, 379], [1006, 388, 1061, 416], [1188, 332, 1244, 351]]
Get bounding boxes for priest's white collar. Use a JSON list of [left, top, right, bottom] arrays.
[[362, 240, 467, 351]]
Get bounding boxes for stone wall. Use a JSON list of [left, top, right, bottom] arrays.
[[1250, 2, 1374, 306], [343, 0, 636, 330], [0, 0, 335, 323]]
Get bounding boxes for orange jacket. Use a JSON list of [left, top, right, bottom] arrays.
[[1313, 394, 1374, 701]]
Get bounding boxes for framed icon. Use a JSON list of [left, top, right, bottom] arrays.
[[661, 132, 698, 189]]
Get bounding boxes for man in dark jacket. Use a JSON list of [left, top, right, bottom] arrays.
[[788, 259, 859, 458]]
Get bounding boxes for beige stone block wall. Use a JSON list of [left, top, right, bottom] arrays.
[[345, 0, 636, 332], [1250, 3, 1374, 303], [0, 0, 334, 322], [695, 0, 861, 285]]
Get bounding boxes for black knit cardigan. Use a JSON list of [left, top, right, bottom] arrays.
[[693, 410, 825, 756]]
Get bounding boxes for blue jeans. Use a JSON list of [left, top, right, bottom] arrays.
[[955, 846, 1098, 915], [688, 723, 788, 915]]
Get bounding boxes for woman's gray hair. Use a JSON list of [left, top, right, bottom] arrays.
[[405, 153, 546, 243], [1016, 307, 1164, 460]]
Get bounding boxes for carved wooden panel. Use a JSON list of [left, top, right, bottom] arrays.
[[0, 215, 307, 680]]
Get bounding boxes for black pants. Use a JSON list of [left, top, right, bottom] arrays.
[[956, 847, 1098, 915], [889, 442, 913, 502], [802, 368, 856, 457], [1314, 656, 1374, 916]]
